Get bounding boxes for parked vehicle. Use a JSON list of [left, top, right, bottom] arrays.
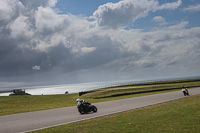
[[9, 89, 31, 96], [76, 99, 97, 114]]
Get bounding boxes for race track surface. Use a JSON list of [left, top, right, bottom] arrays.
[[0, 88, 199, 133]]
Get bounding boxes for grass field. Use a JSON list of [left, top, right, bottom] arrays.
[[0, 78, 200, 116], [32, 94, 200, 133]]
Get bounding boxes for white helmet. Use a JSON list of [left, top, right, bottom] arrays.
[[76, 98, 80, 102]]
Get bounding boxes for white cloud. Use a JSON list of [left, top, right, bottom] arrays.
[[156, 0, 182, 10], [183, 4, 200, 12], [32, 66, 40, 70], [153, 16, 168, 26], [93, 0, 181, 28], [93, 0, 157, 28], [35, 7, 67, 32], [81, 47, 96, 54], [48, 0, 57, 7], [0, 0, 24, 21], [9, 15, 33, 39], [167, 21, 188, 30]]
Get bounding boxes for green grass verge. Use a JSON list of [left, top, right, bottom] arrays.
[[0, 78, 200, 116], [0, 93, 78, 115], [32, 94, 200, 133]]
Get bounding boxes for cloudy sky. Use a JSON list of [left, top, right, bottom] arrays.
[[0, 0, 200, 88]]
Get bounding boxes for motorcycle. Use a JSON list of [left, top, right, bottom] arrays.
[[77, 102, 97, 114], [182, 88, 189, 96]]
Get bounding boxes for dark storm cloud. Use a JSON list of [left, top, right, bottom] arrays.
[[0, 37, 78, 77], [0, 38, 46, 76], [46, 44, 75, 72], [75, 35, 121, 69]]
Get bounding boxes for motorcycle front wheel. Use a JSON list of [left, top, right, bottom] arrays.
[[92, 105, 97, 113], [78, 107, 85, 114]]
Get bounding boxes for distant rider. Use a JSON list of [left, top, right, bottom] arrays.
[[181, 85, 189, 96]]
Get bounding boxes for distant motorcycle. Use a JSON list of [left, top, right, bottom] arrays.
[[77, 100, 97, 114], [182, 88, 189, 96]]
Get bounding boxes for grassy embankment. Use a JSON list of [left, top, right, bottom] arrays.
[[0, 78, 200, 116], [32, 94, 200, 133], [81, 78, 200, 99]]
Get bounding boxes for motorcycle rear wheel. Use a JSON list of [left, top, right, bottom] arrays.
[[78, 107, 85, 114]]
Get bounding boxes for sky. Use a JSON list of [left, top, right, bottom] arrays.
[[0, 0, 200, 88]]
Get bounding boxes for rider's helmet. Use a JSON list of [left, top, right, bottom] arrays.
[[181, 85, 184, 88], [76, 98, 80, 102]]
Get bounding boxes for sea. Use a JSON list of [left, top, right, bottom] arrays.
[[0, 80, 132, 96], [0, 76, 199, 96]]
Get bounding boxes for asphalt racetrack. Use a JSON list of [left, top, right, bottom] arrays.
[[0, 88, 199, 133]]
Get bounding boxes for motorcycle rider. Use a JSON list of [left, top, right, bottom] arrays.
[[76, 98, 84, 105], [76, 98, 90, 108], [181, 85, 189, 96]]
